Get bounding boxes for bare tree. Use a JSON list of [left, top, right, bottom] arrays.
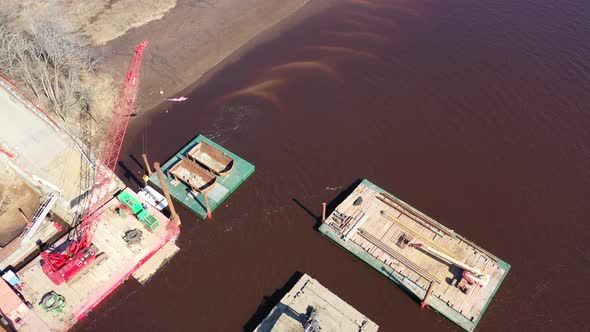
[[0, 5, 23, 74], [0, 6, 98, 121]]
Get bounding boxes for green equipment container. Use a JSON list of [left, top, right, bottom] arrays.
[[117, 191, 143, 214], [137, 210, 160, 231]]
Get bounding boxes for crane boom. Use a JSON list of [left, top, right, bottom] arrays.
[[41, 41, 148, 285]]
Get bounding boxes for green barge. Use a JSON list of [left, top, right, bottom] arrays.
[[149, 135, 254, 219]]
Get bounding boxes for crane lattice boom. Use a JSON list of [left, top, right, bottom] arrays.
[[41, 41, 148, 285]]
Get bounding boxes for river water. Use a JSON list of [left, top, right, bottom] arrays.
[[80, 0, 590, 331]]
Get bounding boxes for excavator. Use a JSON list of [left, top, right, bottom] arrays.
[[410, 243, 490, 289]]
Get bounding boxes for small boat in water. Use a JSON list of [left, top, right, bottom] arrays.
[[187, 141, 234, 176]]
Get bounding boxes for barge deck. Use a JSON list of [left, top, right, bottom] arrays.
[[12, 188, 180, 331], [254, 273, 379, 332], [319, 179, 510, 331]]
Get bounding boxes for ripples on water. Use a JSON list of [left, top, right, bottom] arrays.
[[200, 103, 253, 145], [93, 0, 590, 331], [210, 0, 416, 123]]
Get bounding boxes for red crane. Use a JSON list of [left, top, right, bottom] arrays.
[[41, 41, 148, 285]]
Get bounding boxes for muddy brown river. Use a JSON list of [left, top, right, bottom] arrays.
[[78, 0, 590, 331]]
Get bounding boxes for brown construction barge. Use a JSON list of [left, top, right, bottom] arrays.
[[319, 179, 510, 331], [3, 188, 180, 331]]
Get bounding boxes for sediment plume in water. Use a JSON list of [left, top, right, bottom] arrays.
[[218, 44, 379, 111], [267, 61, 339, 79], [341, 17, 367, 29], [223, 79, 285, 111], [346, 11, 403, 30], [348, 0, 395, 10], [211, 0, 419, 117], [305, 46, 382, 61], [348, 0, 421, 18], [214, 3, 403, 115], [324, 31, 393, 45]]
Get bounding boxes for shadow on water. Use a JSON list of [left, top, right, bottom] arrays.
[[252, 303, 305, 332], [242, 271, 304, 332], [291, 198, 320, 223], [129, 154, 146, 174], [322, 179, 362, 230], [118, 161, 143, 188], [291, 179, 363, 230], [380, 267, 422, 306]]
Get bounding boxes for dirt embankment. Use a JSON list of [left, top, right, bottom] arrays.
[[13, 0, 320, 147], [0, 164, 39, 247], [97, 0, 317, 116], [17, 0, 177, 46], [4, 0, 180, 148]]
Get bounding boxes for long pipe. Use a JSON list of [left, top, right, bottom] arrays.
[[154, 162, 181, 226], [142, 153, 153, 176], [411, 243, 485, 277], [378, 194, 452, 237], [381, 210, 452, 256]]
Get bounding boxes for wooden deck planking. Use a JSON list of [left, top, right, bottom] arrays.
[[457, 259, 492, 315], [322, 182, 510, 327], [17, 188, 180, 332], [372, 216, 393, 241], [133, 240, 179, 284]]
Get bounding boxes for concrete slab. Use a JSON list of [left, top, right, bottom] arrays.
[[0, 82, 76, 206], [255, 274, 378, 332]]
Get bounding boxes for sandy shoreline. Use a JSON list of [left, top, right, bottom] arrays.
[[2, 0, 337, 157], [100, 0, 337, 119]]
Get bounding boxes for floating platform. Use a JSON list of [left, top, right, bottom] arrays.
[[11, 188, 180, 331], [254, 273, 379, 332], [149, 135, 254, 219], [319, 180, 510, 332]]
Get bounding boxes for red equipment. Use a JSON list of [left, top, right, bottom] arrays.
[[41, 41, 148, 285]]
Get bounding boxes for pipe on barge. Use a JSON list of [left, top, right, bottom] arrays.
[[319, 179, 511, 331]]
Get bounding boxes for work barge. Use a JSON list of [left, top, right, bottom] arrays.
[[5, 188, 180, 331], [0, 40, 182, 331], [255, 274, 379, 332], [149, 135, 255, 219], [319, 179, 510, 331]]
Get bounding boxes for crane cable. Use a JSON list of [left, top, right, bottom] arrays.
[[142, 116, 147, 155]]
